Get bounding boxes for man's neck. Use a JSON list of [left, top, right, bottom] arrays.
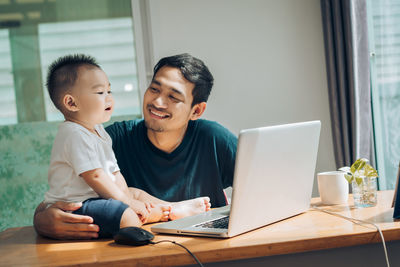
[[147, 125, 188, 154]]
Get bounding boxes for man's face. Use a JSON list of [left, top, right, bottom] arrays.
[[143, 66, 197, 133]]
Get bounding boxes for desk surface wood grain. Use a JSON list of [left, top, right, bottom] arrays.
[[1, 190, 399, 266]]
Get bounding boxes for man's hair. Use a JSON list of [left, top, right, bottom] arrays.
[[46, 54, 100, 111], [152, 53, 214, 106]]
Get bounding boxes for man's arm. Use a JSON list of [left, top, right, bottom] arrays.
[[33, 201, 99, 239]]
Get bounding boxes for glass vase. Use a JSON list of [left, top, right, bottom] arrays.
[[352, 176, 377, 208]]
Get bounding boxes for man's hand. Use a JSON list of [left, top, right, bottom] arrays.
[[33, 201, 99, 240]]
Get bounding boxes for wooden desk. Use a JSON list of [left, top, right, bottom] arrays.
[[1, 191, 399, 266]]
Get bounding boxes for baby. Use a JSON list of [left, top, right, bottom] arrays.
[[44, 54, 211, 237]]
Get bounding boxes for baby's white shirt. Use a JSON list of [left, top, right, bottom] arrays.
[[44, 121, 120, 204]]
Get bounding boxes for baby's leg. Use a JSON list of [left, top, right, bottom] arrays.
[[145, 205, 171, 223], [121, 204, 170, 225], [169, 197, 211, 220], [129, 187, 168, 205], [128, 187, 211, 222], [119, 208, 143, 228]]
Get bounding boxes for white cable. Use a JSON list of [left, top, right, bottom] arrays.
[[311, 206, 390, 267]]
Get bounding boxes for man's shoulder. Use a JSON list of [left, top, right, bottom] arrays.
[[195, 119, 226, 132], [105, 119, 143, 135], [194, 119, 237, 140]]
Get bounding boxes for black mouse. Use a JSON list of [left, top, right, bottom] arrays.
[[113, 227, 154, 246]]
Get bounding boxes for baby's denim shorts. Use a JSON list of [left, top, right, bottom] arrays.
[[73, 198, 129, 238]]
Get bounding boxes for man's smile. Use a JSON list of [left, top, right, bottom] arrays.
[[149, 107, 171, 119]]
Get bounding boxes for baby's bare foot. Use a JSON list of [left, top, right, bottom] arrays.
[[169, 197, 211, 220], [145, 204, 170, 223]]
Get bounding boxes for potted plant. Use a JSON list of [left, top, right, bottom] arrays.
[[339, 158, 379, 208]]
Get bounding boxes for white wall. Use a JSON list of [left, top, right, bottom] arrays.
[[147, 0, 336, 196]]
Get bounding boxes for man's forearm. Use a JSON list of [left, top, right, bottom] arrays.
[[33, 202, 47, 232], [34, 202, 46, 215]]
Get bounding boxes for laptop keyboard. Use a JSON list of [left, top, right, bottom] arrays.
[[194, 216, 229, 229]]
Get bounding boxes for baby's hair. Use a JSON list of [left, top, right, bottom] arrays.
[[46, 54, 100, 111]]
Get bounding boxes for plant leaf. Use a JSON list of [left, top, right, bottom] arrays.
[[350, 158, 369, 173], [364, 164, 378, 178], [344, 173, 354, 184], [355, 176, 364, 186]]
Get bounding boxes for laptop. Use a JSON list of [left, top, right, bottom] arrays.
[[151, 120, 321, 238]]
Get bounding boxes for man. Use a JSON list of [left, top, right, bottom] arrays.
[[33, 53, 237, 239]]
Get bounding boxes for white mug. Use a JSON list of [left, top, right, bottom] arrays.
[[317, 171, 349, 205]]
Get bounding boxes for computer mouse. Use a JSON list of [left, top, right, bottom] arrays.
[[113, 227, 154, 246]]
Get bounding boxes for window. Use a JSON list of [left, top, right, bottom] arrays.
[[0, 29, 17, 125], [38, 18, 140, 121], [368, 0, 400, 189], [0, 0, 141, 125]]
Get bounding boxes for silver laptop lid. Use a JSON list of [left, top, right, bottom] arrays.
[[228, 120, 320, 237], [150, 121, 321, 238]]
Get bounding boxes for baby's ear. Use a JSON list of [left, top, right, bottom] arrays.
[[63, 94, 79, 112]]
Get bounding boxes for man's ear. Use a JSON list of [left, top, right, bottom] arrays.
[[190, 102, 206, 120], [62, 94, 79, 112]]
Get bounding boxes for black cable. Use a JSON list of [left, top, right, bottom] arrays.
[[150, 240, 204, 267]]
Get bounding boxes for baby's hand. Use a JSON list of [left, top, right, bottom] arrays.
[[130, 199, 150, 223]]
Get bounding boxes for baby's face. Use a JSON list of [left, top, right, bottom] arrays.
[[72, 66, 114, 125]]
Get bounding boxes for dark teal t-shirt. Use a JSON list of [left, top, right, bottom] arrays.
[[105, 119, 237, 207]]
